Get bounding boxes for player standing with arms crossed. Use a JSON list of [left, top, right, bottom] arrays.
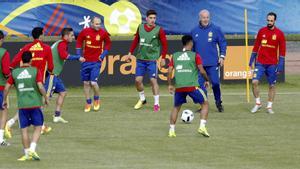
[[125, 9, 168, 112], [76, 16, 111, 113], [249, 12, 286, 114]]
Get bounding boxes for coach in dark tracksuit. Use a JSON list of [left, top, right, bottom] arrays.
[[191, 9, 227, 112]]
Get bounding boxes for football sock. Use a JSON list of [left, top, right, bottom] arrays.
[[154, 95, 159, 105], [200, 119, 207, 128], [139, 91, 145, 101]]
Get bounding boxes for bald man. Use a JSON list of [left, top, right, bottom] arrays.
[[76, 16, 111, 112], [191, 9, 227, 112]]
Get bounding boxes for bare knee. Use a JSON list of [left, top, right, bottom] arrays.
[[90, 81, 98, 87], [135, 78, 143, 85], [60, 91, 67, 97], [252, 80, 259, 86]]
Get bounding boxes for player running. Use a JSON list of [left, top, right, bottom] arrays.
[[0, 30, 11, 146], [3, 51, 49, 161], [6, 27, 53, 136], [167, 35, 210, 138], [125, 9, 168, 112], [249, 12, 286, 114], [76, 16, 111, 112], [45, 28, 85, 123]]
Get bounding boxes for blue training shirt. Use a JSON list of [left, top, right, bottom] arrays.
[[191, 23, 227, 66]]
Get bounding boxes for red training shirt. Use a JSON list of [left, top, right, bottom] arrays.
[[10, 39, 54, 81], [252, 26, 286, 64], [76, 27, 111, 62], [0, 51, 11, 90]]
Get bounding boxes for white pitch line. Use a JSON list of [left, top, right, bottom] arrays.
[[6, 92, 300, 98]]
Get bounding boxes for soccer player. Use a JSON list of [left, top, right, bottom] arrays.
[[191, 9, 227, 112], [45, 28, 85, 123], [125, 9, 168, 112], [0, 30, 11, 146], [76, 16, 111, 112], [168, 35, 210, 138], [6, 27, 53, 135], [249, 12, 286, 114], [3, 51, 49, 161]]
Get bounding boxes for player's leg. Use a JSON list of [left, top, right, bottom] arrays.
[[168, 106, 181, 138], [148, 61, 160, 112], [168, 91, 187, 137], [189, 88, 210, 137], [197, 68, 208, 112], [81, 63, 92, 112], [265, 65, 277, 114], [207, 66, 223, 112], [18, 109, 31, 161], [28, 108, 44, 160], [53, 77, 68, 123], [0, 91, 11, 142], [90, 62, 101, 111], [5, 113, 18, 138], [134, 60, 147, 109], [251, 63, 265, 113], [0, 109, 10, 146]]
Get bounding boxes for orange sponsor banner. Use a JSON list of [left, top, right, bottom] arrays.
[[224, 46, 254, 80]]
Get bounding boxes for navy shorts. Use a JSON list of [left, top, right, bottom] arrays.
[[80, 62, 102, 82], [44, 75, 66, 97], [0, 91, 3, 110], [174, 88, 207, 107], [18, 108, 44, 129], [135, 60, 157, 79], [253, 63, 277, 85]]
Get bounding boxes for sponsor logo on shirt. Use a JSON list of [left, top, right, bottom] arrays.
[[29, 42, 43, 51], [17, 69, 32, 79], [177, 52, 190, 61]]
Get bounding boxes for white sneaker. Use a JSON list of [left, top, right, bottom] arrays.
[[251, 104, 262, 113], [53, 116, 68, 123], [267, 108, 275, 114]]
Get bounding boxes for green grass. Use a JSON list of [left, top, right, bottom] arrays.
[[1, 75, 299, 169]]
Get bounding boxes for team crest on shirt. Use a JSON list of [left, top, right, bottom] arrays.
[[208, 31, 213, 42], [96, 35, 100, 41], [272, 34, 277, 40]]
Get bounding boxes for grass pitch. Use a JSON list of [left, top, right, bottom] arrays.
[[1, 75, 299, 169]]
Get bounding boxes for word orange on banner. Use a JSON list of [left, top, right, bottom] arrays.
[[224, 46, 253, 80]]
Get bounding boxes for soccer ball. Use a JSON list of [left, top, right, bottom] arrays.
[[181, 109, 194, 123]]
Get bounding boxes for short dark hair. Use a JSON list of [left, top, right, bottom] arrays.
[[181, 35, 193, 46], [267, 12, 277, 20], [146, 10, 157, 17], [0, 30, 4, 40], [61, 28, 73, 37], [22, 51, 32, 63], [31, 27, 43, 39]]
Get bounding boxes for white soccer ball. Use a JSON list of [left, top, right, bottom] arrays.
[[181, 109, 194, 123]]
